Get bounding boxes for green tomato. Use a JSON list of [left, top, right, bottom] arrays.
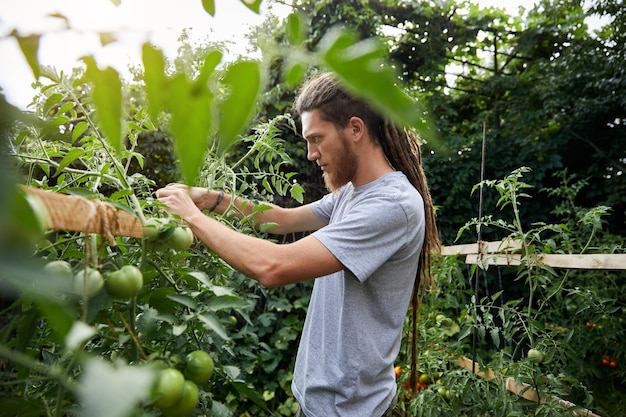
[[161, 380, 199, 417], [527, 348, 545, 364], [105, 265, 143, 299], [44, 260, 73, 279], [153, 368, 185, 409], [166, 227, 194, 251], [143, 218, 165, 240], [184, 350, 214, 385], [445, 389, 455, 399], [73, 268, 104, 298]]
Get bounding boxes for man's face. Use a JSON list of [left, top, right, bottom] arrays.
[[301, 110, 357, 192]]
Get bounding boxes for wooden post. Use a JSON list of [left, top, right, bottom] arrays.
[[24, 186, 143, 239]]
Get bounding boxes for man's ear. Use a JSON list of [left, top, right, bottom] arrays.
[[348, 117, 366, 141]]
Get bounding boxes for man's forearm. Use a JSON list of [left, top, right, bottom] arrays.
[[202, 189, 304, 235]]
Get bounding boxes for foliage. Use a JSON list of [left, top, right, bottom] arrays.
[[395, 168, 625, 417], [1, 1, 625, 417], [285, 0, 626, 243]]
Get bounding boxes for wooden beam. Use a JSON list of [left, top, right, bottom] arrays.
[[441, 239, 523, 255], [464, 253, 626, 270], [24, 186, 143, 239]]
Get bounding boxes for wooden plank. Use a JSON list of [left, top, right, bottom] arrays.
[[464, 253, 626, 270], [465, 253, 524, 266], [441, 239, 523, 255], [457, 356, 602, 416], [24, 186, 143, 239], [540, 254, 626, 270]]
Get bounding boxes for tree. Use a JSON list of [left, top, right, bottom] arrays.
[[287, 0, 626, 243]]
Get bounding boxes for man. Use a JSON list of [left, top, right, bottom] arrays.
[[156, 72, 440, 417]]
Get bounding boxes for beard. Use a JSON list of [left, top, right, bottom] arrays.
[[323, 132, 358, 192]]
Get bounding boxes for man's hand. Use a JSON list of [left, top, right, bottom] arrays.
[[160, 183, 210, 209], [155, 184, 204, 221]]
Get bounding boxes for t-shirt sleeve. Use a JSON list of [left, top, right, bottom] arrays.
[[311, 193, 411, 282], [311, 191, 336, 224]]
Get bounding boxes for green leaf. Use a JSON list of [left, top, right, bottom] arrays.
[[184, 271, 212, 289], [109, 188, 134, 201], [202, 0, 215, 16], [43, 93, 63, 115], [142, 43, 168, 122], [15, 33, 41, 79], [54, 148, 84, 177], [169, 73, 214, 185], [83, 56, 123, 153], [239, 0, 262, 14], [489, 328, 501, 348], [71, 121, 88, 142], [259, 222, 279, 233], [217, 61, 261, 154], [160, 50, 221, 184], [66, 188, 100, 199], [290, 183, 305, 203], [57, 101, 75, 115], [319, 28, 436, 141], [285, 12, 306, 45], [196, 50, 223, 87], [198, 313, 230, 340], [210, 285, 238, 297], [204, 295, 249, 312], [282, 56, 308, 87], [229, 380, 270, 411], [166, 294, 198, 309]]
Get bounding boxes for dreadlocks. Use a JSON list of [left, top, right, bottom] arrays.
[[295, 72, 441, 393]]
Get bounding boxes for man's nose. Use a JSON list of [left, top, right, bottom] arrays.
[[307, 144, 320, 161]]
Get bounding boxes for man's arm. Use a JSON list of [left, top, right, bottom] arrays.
[[156, 184, 341, 287], [164, 184, 326, 235]]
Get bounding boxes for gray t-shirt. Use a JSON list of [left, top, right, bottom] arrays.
[[292, 171, 425, 417]]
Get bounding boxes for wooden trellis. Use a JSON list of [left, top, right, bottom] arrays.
[[441, 239, 626, 417], [442, 239, 626, 269]]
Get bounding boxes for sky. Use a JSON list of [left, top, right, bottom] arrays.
[[0, 0, 592, 110]]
